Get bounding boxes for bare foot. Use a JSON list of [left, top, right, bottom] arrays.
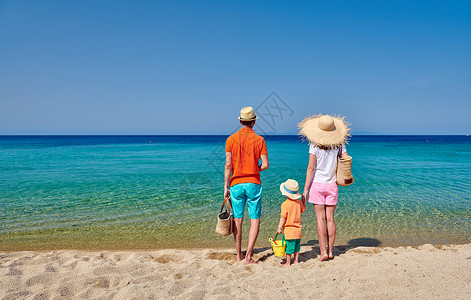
[[244, 258, 258, 265], [328, 253, 334, 259], [236, 253, 245, 262], [282, 262, 291, 267], [293, 261, 299, 264], [319, 254, 329, 262]]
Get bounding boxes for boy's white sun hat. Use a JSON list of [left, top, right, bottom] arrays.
[[280, 179, 302, 200]]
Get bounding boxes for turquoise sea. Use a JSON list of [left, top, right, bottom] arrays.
[[0, 135, 470, 250]]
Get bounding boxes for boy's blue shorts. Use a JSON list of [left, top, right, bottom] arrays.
[[285, 239, 301, 254], [230, 183, 262, 219]]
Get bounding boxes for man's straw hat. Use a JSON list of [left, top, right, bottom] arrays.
[[280, 179, 302, 200], [238, 107, 258, 121], [298, 114, 350, 149]]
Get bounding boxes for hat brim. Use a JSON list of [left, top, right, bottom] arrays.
[[238, 116, 258, 121], [298, 114, 350, 149], [280, 183, 302, 200]]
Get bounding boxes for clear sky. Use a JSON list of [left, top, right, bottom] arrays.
[[1, 0, 470, 135]]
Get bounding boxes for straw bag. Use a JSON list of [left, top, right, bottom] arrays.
[[336, 150, 354, 186], [215, 196, 233, 236]]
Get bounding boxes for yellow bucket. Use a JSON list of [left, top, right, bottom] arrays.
[[269, 233, 286, 257]]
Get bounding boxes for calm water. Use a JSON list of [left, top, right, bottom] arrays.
[[0, 135, 470, 250]]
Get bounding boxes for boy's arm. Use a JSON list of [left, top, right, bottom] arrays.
[[300, 197, 306, 213], [277, 218, 286, 234]]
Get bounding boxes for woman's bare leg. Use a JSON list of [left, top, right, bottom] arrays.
[[314, 204, 329, 261], [325, 205, 336, 259]]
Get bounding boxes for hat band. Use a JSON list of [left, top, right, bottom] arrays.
[[283, 185, 297, 194]]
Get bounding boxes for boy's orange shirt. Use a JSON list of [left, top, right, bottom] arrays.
[[280, 198, 306, 239], [225, 128, 268, 187]]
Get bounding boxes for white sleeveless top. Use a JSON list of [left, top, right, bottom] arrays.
[[309, 144, 346, 183]]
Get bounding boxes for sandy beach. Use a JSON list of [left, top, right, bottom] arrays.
[[1, 243, 470, 299]]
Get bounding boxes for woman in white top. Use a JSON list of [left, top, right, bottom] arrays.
[[299, 114, 351, 261]]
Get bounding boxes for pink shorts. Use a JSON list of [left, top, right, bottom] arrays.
[[308, 182, 338, 205]]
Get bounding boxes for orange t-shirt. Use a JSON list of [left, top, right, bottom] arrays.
[[225, 128, 268, 187], [280, 198, 306, 240]]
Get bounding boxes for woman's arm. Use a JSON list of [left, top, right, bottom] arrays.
[[340, 144, 348, 158], [302, 154, 316, 200]]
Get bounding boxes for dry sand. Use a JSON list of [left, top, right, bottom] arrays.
[[1, 243, 470, 299]]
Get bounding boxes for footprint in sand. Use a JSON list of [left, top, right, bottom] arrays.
[[206, 252, 234, 261], [154, 255, 175, 264], [93, 266, 119, 276], [26, 273, 56, 287], [6, 268, 22, 276], [92, 277, 110, 288], [2, 291, 31, 300]]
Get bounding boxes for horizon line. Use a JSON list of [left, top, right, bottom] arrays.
[[0, 133, 469, 136]]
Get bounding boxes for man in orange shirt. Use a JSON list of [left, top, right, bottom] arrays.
[[225, 107, 269, 264]]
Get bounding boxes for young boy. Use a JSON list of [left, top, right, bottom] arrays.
[[277, 179, 306, 266]]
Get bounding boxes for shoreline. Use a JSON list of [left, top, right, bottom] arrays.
[[1, 237, 470, 252], [1, 241, 471, 253], [1, 243, 470, 299]]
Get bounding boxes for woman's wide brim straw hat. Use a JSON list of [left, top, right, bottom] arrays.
[[238, 106, 258, 121], [280, 179, 302, 200], [298, 114, 351, 149]]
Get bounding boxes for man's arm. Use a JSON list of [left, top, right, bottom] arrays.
[[259, 154, 269, 171], [224, 152, 232, 198]]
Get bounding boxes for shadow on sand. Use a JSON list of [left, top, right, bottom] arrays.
[[239, 238, 382, 263], [297, 238, 382, 262]]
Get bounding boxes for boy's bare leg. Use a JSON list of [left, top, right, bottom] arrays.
[[244, 218, 260, 264], [293, 252, 299, 264], [326, 205, 336, 259], [314, 204, 329, 261], [233, 218, 244, 261], [283, 254, 292, 267]]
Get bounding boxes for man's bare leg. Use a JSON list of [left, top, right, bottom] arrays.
[[233, 218, 244, 261], [244, 218, 260, 264]]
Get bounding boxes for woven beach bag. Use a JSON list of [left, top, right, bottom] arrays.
[[215, 196, 233, 236], [336, 155, 354, 186]]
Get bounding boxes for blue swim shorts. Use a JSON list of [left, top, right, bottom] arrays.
[[285, 239, 301, 255], [230, 183, 262, 219]]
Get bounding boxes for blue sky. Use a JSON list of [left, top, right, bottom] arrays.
[[1, 0, 470, 134]]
